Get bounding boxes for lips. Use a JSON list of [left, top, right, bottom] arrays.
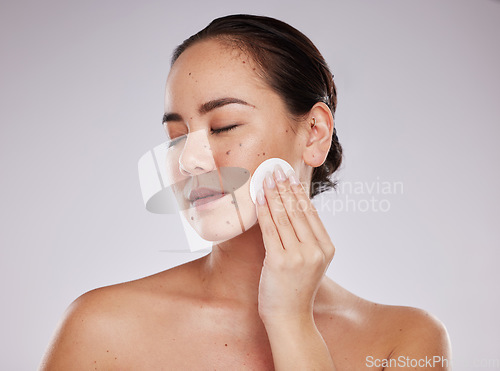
[[188, 187, 225, 203]]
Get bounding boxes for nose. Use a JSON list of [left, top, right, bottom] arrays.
[[178, 128, 216, 176]]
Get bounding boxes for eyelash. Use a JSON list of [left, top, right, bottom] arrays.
[[167, 124, 239, 148], [210, 124, 238, 134]]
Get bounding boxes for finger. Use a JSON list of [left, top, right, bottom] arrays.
[[287, 169, 335, 258], [256, 188, 285, 255], [263, 171, 299, 250], [273, 164, 316, 244]]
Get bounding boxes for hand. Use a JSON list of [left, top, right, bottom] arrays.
[[255, 164, 335, 324]]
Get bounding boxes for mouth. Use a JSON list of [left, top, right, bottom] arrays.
[[191, 193, 227, 207], [188, 187, 226, 206]]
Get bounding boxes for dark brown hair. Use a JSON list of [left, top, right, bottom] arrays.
[[171, 14, 343, 199]]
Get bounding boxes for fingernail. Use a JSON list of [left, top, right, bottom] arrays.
[[265, 171, 275, 188], [287, 170, 300, 186], [274, 164, 286, 182], [257, 189, 266, 205]]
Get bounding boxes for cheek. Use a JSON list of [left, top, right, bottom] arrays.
[[213, 135, 261, 167], [213, 126, 294, 172]]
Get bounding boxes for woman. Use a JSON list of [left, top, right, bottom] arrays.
[[41, 14, 451, 370]]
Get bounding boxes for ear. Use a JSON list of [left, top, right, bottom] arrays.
[[302, 102, 334, 167]]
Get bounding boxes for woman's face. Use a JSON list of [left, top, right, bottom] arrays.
[[163, 39, 308, 242]]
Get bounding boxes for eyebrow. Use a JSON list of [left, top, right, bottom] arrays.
[[162, 97, 255, 124]]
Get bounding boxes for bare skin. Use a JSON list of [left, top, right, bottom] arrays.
[[40, 39, 451, 370]]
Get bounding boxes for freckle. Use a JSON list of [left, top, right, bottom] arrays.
[[242, 61, 246, 64], [257, 153, 260, 156], [263, 152, 265, 155], [329, 316, 333, 319], [231, 200, 235, 204], [191, 216, 194, 220], [189, 72, 191, 75], [312, 154, 315, 157], [239, 143, 242, 147], [114, 357, 117, 360], [226, 221, 230, 224], [225, 343, 228, 346], [399, 328, 402, 331], [252, 68, 256, 71], [286, 129, 288, 133], [106, 350, 109, 352], [226, 150, 231, 155]]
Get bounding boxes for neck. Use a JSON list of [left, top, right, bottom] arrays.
[[199, 222, 266, 310]]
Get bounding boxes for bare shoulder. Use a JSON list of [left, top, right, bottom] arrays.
[[39, 258, 203, 370], [381, 304, 450, 340], [385, 305, 450, 353], [39, 284, 131, 370], [315, 280, 451, 369]]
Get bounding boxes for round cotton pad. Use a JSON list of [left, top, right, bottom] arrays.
[[250, 158, 294, 204]]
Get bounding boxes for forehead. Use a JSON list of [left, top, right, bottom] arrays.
[[164, 39, 268, 110]]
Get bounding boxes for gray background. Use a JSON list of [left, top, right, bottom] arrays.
[[1, 0, 499, 369]]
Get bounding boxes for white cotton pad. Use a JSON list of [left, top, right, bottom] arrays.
[[250, 158, 294, 204]]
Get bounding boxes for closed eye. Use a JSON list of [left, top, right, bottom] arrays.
[[166, 124, 239, 149], [211, 124, 238, 134]]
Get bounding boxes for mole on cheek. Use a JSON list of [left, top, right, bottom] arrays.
[[226, 150, 231, 155]]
